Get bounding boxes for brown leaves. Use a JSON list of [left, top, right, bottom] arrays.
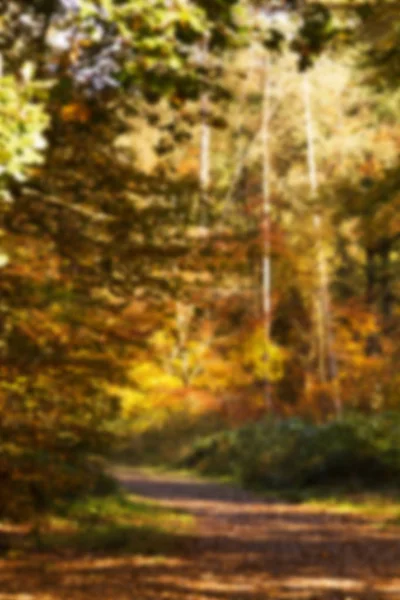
[[2, 469, 400, 600]]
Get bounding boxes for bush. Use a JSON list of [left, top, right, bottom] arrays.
[[180, 412, 400, 490]]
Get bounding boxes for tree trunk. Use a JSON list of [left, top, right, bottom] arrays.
[[261, 53, 273, 411], [380, 242, 392, 324], [302, 71, 341, 416], [365, 247, 382, 356], [199, 36, 211, 222]]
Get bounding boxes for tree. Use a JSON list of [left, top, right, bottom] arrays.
[[0, 0, 248, 516]]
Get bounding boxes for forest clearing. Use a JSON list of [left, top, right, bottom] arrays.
[[1, 0, 400, 598]]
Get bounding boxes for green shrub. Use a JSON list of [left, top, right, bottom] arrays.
[[180, 412, 400, 490]]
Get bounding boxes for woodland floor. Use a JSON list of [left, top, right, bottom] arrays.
[[1, 467, 400, 600]]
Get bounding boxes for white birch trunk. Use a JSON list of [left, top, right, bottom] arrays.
[[199, 36, 211, 219], [200, 95, 210, 199], [175, 36, 211, 389], [302, 72, 341, 416], [261, 53, 273, 410]]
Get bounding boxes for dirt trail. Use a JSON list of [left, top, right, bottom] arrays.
[[1, 467, 400, 600]]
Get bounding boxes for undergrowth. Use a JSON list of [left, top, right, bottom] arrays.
[[1, 488, 193, 557], [179, 412, 400, 492]]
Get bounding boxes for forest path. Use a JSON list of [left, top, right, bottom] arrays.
[[1, 467, 400, 600], [115, 467, 400, 600]]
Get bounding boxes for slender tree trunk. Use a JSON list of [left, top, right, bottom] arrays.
[[199, 36, 211, 221], [380, 242, 392, 324], [261, 53, 273, 411], [302, 72, 341, 416], [366, 247, 375, 308], [176, 301, 191, 386], [177, 37, 211, 377], [175, 35, 212, 387], [200, 94, 210, 202], [224, 45, 259, 213], [365, 247, 380, 356]]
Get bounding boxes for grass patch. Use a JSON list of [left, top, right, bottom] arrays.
[[300, 490, 400, 525], [3, 490, 194, 557]]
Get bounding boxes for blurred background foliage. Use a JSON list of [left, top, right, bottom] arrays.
[[0, 0, 400, 518]]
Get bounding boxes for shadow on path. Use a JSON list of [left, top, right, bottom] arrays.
[[1, 467, 400, 600]]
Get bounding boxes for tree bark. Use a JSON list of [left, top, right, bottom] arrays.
[[261, 53, 273, 411], [199, 35, 211, 222], [302, 71, 341, 416]]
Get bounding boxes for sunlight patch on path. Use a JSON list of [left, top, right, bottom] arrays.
[[283, 576, 366, 592], [148, 573, 256, 594]]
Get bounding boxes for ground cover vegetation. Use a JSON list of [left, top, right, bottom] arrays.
[[0, 0, 400, 553], [180, 413, 400, 490]]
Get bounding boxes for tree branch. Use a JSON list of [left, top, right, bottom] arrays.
[[24, 190, 115, 223]]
